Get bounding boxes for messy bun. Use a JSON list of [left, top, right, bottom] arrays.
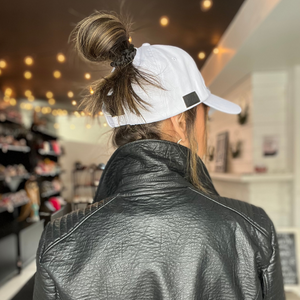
[[70, 11, 160, 118], [71, 11, 212, 195]]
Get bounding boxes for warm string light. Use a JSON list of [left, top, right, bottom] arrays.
[[200, 0, 213, 11], [0, 60, 7, 68], [20, 103, 33, 110], [72, 100, 77, 106], [28, 95, 35, 102], [5, 88, 12, 97], [24, 71, 32, 79], [25, 90, 32, 97], [46, 91, 53, 98], [57, 53, 65, 63], [48, 98, 55, 105], [198, 52, 206, 60], [160, 16, 169, 27], [67, 91, 74, 98], [9, 98, 16, 106], [53, 70, 61, 78], [128, 36, 132, 43], [85, 73, 91, 80], [90, 87, 94, 94], [213, 47, 219, 54], [25, 56, 33, 65]]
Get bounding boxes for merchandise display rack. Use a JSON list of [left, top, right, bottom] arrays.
[[0, 110, 67, 286]]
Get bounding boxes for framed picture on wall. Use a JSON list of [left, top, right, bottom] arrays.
[[215, 132, 229, 173]]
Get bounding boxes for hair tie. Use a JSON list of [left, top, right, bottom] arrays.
[[110, 44, 136, 68]]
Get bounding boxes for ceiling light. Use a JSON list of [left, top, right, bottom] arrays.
[[198, 52, 206, 60], [53, 70, 61, 78], [85, 73, 91, 80], [5, 88, 12, 97], [24, 71, 32, 79], [48, 98, 55, 105], [213, 47, 219, 54], [9, 98, 16, 106], [0, 60, 6, 68], [200, 0, 213, 11], [57, 53, 65, 63], [25, 90, 32, 97], [25, 56, 33, 65], [72, 100, 77, 106], [28, 95, 35, 102], [46, 91, 53, 98], [67, 91, 74, 98], [160, 16, 169, 27]]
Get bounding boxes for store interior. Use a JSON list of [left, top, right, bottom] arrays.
[[0, 0, 300, 299]]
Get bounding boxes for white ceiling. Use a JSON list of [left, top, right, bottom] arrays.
[[201, 0, 300, 96]]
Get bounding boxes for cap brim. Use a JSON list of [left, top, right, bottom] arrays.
[[203, 94, 241, 115]]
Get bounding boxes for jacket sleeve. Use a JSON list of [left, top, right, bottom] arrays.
[[261, 213, 286, 300], [33, 224, 57, 300]]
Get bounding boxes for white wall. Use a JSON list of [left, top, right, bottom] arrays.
[[252, 71, 289, 173], [207, 75, 253, 174]]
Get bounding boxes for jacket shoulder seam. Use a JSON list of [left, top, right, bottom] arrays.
[[188, 187, 269, 238], [41, 194, 120, 258]]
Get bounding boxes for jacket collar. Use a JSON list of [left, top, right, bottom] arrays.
[[94, 140, 218, 202]]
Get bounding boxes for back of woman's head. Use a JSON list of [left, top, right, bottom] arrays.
[[70, 11, 210, 193]]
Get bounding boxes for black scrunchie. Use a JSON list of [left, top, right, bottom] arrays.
[[110, 44, 137, 68]]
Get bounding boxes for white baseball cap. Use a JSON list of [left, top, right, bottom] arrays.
[[104, 43, 241, 128]]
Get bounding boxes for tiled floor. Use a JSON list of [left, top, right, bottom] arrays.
[[0, 261, 299, 300], [0, 260, 36, 300]]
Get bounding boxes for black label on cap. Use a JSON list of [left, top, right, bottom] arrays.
[[183, 92, 201, 108]]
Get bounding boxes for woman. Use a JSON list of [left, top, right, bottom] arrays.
[[34, 11, 285, 300]]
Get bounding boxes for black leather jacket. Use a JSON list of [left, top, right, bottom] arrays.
[[33, 140, 285, 300]]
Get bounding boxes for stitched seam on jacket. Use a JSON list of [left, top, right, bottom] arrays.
[[188, 187, 269, 237], [261, 268, 269, 298], [41, 261, 59, 299], [42, 194, 120, 257]]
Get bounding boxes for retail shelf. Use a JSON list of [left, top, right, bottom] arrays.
[[0, 199, 29, 213], [0, 173, 30, 181], [0, 113, 23, 125], [31, 125, 58, 139], [36, 170, 62, 177], [38, 149, 61, 156], [0, 144, 30, 153]]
